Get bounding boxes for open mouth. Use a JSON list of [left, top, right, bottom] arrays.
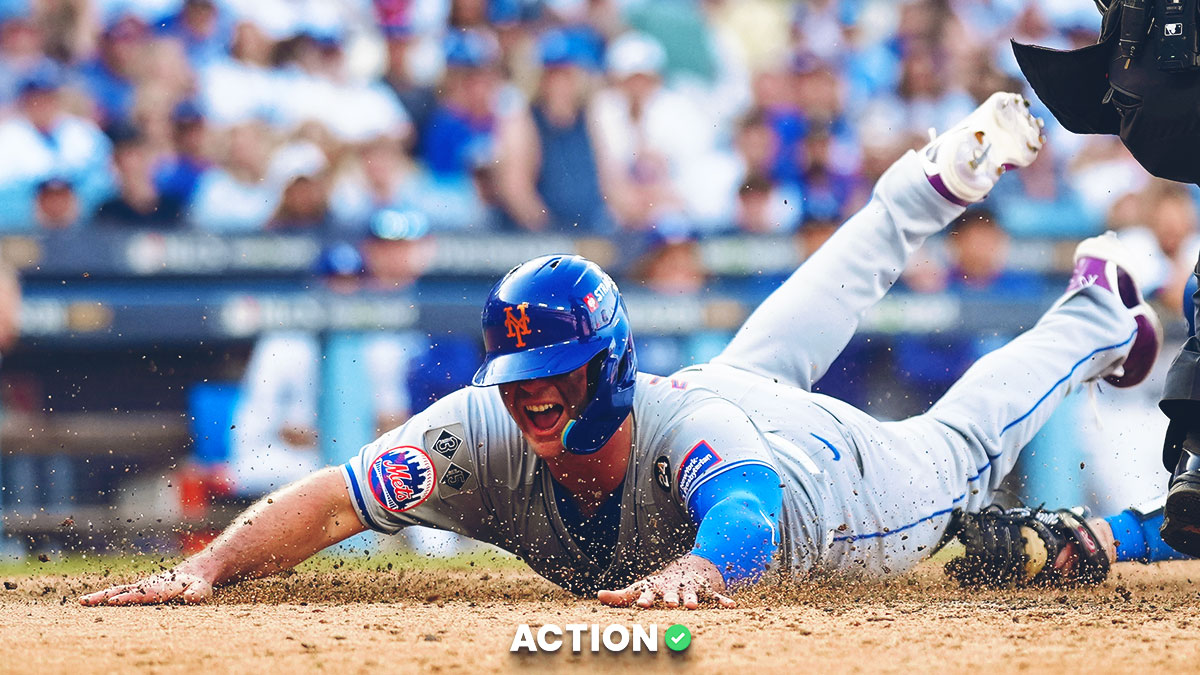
[[524, 402, 564, 432]]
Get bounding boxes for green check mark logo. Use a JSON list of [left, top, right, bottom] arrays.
[[664, 624, 691, 652]]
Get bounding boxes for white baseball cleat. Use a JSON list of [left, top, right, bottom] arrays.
[[1060, 231, 1163, 388], [922, 91, 1045, 205]]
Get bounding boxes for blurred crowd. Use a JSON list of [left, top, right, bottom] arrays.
[[0, 0, 1197, 305], [6, 0, 1200, 544]]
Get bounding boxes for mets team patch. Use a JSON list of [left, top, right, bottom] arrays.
[[368, 446, 437, 513], [677, 441, 722, 498]]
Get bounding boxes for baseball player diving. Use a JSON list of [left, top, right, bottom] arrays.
[[81, 93, 1188, 610]]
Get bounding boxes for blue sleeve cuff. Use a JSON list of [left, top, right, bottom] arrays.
[[342, 462, 382, 532], [1106, 508, 1190, 563], [686, 462, 783, 586]]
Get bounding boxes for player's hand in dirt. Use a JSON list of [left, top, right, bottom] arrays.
[[597, 554, 735, 609], [79, 568, 213, 606]]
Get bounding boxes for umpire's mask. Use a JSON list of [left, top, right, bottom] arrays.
[[1013, 0, 1200, 184]]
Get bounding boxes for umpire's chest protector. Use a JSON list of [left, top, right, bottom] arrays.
[[1013, 0, 1200, 184]]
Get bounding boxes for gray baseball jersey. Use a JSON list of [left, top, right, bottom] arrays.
[[343, 150, 1140, 586], [342, 369, 839, 594]]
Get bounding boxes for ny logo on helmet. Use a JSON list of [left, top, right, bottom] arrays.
[[504, 302, 532, 348]]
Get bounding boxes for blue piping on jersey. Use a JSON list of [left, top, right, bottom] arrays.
[[810, 433, 841, 461], [833, 329, 1136, 544], [962, 327, 1137, 485], [832, 491, 966, 542], [343, 463, 382, 531], [998, 327, 1137, 437]]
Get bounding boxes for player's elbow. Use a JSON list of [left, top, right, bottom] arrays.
[[692, 492, 781, 586]]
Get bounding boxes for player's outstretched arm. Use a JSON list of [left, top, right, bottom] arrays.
[[599, 463, 783, 609], [80, 466, 366, 606]]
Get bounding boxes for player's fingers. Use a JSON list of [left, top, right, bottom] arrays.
[[105, 579, 180, 606], [635, 586, 657, 608], [682, 588, 700, 610], [79, 584, 137, 606], [104, 586, 164, 606], [662, 587, 680, 608], [597, 588, 637, 607], [103, 590, 148, 606], [712, 590, 737, 609], [180, 579, 212, 604]]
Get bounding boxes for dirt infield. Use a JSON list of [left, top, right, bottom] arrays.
[[4, 558, 1200, 674]]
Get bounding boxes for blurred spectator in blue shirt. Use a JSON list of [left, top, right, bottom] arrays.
[[95, 123, 184, 227], [495, 28, 612, 233], [760, 56, 859, 187], [797, 125, 865, 225], [33, 177, 81, 230], [1118, 181, 1200, 317], [988, 138, 1097, 239], [197, 19, 278, 128], [0, 63, 112, 229], [421, 28, 501, 178], [0, 5, 56, 106], [379, 22, 437, 152], [861, 40, 975, 142], [944, 207, 1043, 298], [632, 226, 707, 296], [156, 0, 228, 66], [266, 141, 334, 233], [154, 100, 211, 205], [331, 132, 490, 234], [592, 31, 730, 228], [724, 108, 801, 234], [189, 120, 275, 232], [77, 13, 149, 127]]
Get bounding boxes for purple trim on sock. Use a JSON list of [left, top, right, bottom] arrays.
[[1116, 268, 1139, 310], [1105, 313, 1159, 388], [925, 172, 973, 207], [1066, 257, 1116, 295]]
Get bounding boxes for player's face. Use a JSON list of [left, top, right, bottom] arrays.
[[498, 363, 591, 459]]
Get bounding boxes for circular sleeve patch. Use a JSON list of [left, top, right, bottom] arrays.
[[367, 445, 437, 513]]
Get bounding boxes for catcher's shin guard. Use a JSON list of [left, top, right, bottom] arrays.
[[1161, 425, 1200, 557]]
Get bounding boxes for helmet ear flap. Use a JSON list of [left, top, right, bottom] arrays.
[[614, 347, 632, 382], [585, 350, 608, 398]]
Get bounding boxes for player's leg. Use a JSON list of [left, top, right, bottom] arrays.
[[712, 93, 1043, 390], [822, 233, 1161, 574], [923, 233, 1160, 511]]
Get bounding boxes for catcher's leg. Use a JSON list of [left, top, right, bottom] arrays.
[[712, 92, 1043, 391]]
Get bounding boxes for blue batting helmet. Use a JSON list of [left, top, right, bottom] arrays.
[[472, 255, 637, 454]]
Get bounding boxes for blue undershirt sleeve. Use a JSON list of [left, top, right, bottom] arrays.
[[1106, 509, 1190, 563], [685, 462, 783, 586]]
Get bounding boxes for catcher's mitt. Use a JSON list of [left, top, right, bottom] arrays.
[[943, 505, 1110, 587]]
